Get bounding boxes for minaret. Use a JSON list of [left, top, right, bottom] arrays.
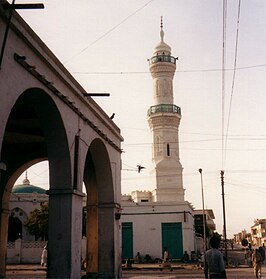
[[147, 18, 185, 202]]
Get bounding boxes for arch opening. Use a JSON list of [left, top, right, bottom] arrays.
[[0, 88, 73, 277], [83, 138, 116, 277]]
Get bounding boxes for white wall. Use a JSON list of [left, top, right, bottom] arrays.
[[7, 239, 47, 264], [121, 201, 195, 260]]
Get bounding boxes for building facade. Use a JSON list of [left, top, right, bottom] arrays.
[[9, 174, 48, 242], [251, 219, 266, 247], [8, 174, 88, 264], [0, 4, 123, 277], [194, 209, 216, 253], [121, 20, 195, 262]]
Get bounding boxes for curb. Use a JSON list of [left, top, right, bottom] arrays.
[[7, 265, 47, 271]]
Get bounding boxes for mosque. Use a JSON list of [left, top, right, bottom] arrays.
[[8, 172, 48, 242], [120, 20, 215, 261], [8, 173, 87, 264]]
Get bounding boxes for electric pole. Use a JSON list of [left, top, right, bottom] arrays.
[[199, 168, 207, 254], [220, 170, 228, 266]]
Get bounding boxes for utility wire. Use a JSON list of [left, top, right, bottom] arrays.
[[221, 0, 227, 170], [64, 0, 154, 64], [70, 63, 266, 75], [223, 0, 241, 168]]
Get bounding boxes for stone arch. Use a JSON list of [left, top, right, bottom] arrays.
[[1, 87, 71, 192], [83, 138, 116, 278], [0, 88, 74, 278]]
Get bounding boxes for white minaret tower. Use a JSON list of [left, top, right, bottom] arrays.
[[148, 18, 185, 202]]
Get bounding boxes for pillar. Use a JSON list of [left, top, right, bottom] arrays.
[[0, 209, 9, 279], [46, 189, 84, 279]]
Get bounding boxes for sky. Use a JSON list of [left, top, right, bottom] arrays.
[[12, 0, 266, 238]]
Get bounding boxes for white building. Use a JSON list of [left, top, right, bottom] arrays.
[[121, 20, 195, 261], [9, 173, 48, 242], [251, 219, 266, 247], [8, 174, 87, 264], [7, 173, 48, 264]]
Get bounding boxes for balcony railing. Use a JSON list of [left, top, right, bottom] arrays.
[[149, 54, 176, 65], [147, 104, 181, 116]]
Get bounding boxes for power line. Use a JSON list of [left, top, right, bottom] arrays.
[[221, 0, 227, 170], [226, 182, 266, 194], [123, 136, 266, 147], [70, 63, 266, 75], [63, 0, 154, 64], [224, 0, 241, 168]]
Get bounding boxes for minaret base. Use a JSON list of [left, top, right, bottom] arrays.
[[152, 188, 184, 202]]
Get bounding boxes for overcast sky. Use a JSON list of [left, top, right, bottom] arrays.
[[13, 0, 266, 238]]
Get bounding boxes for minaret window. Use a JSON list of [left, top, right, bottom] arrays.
[[167, 144, 170, 156]]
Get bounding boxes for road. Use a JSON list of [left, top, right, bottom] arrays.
[[5, 266, 266, 278], [123, 266, 266, 278]]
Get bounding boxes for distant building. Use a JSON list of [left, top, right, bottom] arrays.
[[8, 173, 88, 264], [194, 209, 216, 236], [7, 173, 48, 264], [251, 219, 266, 247], [194, 209, 216, 252], [8, 173, 48, 242], [233, 230, 251, 246], [121, 20, 195, 261]]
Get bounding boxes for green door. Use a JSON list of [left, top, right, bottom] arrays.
[[161, 222, 183, 260], [122, 222, 133, 260]]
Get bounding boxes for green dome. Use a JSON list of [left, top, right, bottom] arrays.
[[12, 184, 46, 194], [12, 173, 46, 194]]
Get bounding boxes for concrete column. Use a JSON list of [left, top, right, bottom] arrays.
[[0, 209, 9, 279], [98, 204, 121, 278], [98, 205, 115, 277], [0, 162, 7, 279], [46, 189, 84, 279], [85, 182, 98, 277]]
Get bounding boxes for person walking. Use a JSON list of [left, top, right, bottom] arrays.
[[41, 245, 47, 267], [204, 236, 226, 279], [259, 245, 265, 264], [263, 243, 266, 264], [252, 248, 262, 279], [160, 247, 173, 271]]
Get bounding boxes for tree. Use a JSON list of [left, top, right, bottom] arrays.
[[24, 203, 48, 240]]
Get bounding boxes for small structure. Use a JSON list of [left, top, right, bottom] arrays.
[[121, 192, 194, 261]]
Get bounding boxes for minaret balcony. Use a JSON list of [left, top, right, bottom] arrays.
[[149, 54, 176, 65], [147, 104, 181, 116]]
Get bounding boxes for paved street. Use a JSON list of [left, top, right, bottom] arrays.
[[5, 265, 266, 279], [123, 266, 266, 278]]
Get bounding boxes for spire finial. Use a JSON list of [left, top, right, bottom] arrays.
[[23, 170, 30, 185], [160, 16, 164, 42]]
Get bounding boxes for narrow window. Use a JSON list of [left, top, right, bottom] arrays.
[[167, 144, 170, 156]]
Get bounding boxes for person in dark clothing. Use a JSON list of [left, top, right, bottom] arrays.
[[252, 249, 262, 279], [204, 236, 226, 279], [258, 246, 265, 263]]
